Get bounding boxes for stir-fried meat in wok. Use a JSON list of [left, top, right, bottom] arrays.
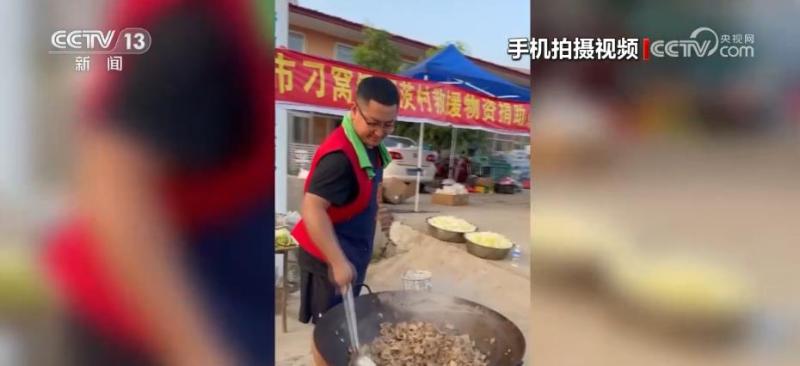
[[357, 321, 488, 366]]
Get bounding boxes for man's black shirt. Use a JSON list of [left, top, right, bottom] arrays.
[[307, 147, 379, 206]]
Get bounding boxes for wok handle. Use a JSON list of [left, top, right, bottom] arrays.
[[355, 283, 373, 294]]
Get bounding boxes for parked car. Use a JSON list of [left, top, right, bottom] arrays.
[[383, 135, 436, 183]]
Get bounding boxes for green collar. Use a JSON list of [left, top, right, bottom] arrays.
[[341, 114, 392, 179]]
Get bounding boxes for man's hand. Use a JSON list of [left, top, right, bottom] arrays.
[[329, 257, 355, 291]]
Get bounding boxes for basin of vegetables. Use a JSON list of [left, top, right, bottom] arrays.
[[531, 210, 633, 281], [604, 252, 755, 336], [275, 227, 298, 250], [463, 232, 514, 260], [426, 216, 478, 243]]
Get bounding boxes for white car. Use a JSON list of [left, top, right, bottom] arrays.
[[383, 135, 436, 183]]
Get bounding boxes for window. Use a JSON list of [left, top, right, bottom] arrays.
[[311, 118, 336, 144], [291, 115, 338, 145], [288, 31, 305, 52], [334, 43, 355, 63], [291, 115, 311, 143]]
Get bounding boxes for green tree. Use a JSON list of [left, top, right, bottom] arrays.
[[353, 27, 402, 73], [423, 41, 470, 59], [352, 33, 484, 156]]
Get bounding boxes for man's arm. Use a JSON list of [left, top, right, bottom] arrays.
[[300, 193, 354, 289], [302, 152, 359, 289], [78, 129, 234, 366]]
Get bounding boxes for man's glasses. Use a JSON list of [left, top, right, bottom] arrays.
[[356, 104, 395, 131]]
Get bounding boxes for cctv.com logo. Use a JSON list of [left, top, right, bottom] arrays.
[[643, 27, 755, 60], [508, 27, 755, 61]]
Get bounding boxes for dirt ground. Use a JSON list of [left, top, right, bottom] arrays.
[[276, 191, 531, 365], [387, 192, 531, 275], [531, 138, 800, 366]]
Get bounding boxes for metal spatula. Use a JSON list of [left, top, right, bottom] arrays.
[[343, 285, 375, 366]]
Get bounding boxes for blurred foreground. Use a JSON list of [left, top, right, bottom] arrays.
[[531, 136, 799, 365]]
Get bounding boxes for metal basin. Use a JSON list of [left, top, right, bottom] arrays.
[[426, 216, 477, 243], [465, 236, 512, 260]]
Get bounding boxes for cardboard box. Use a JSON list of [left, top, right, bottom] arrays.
[[431, 192, 469, 206]]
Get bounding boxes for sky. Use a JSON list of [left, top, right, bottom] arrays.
[[296, 0, 530, 70]]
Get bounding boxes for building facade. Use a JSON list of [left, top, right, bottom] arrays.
[[284, 3, 530, 173]]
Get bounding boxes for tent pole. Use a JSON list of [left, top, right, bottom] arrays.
[[413, 74, 430, 213], [448, 127, 457, 180], [275, 105, 289, 214], [414, 122, 425, 213]]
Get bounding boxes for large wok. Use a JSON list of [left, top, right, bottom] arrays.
[[314, 289, 526, 365]]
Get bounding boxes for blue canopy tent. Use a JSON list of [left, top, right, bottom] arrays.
[[399, 45, 530, 211], [400, 44, 530, 102]]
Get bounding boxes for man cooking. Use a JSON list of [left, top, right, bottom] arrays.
[[292, 76, 398, 325]]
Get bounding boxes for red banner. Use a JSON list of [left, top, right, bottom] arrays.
[[275, 49, 530, 134]]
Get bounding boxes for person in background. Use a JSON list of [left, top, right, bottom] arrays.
[[291, 77, 398, 333], [455, 150, 472, 183], [43, 1, 274, 365], [435, 151, 452, 180]]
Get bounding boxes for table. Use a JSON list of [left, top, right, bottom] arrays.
[[275, 245, 298, 333]]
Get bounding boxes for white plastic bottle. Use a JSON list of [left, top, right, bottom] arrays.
[[510, 244, 522, 267]]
